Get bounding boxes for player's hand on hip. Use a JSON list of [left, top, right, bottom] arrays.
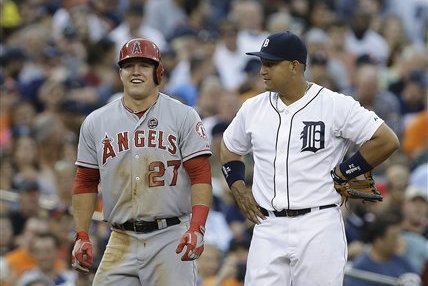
[[71, 231, 93, 273], [176, 225, 205, 261], [231, 184, 266, 224]]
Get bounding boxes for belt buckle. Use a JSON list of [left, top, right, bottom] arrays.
[[285, 209, 298, 217], [134, 220, 150, 233]]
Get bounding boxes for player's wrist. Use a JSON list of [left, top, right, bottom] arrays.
[[75, 231, 90, 241], [189, 204, 209, 233]]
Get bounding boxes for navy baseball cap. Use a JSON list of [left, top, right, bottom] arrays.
[[246, 31, 307, 64]]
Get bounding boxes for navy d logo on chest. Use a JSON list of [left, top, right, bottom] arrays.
[[300, 121, 325, 153]]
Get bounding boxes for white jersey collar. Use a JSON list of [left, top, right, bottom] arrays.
[[273, 82, 318, 112]]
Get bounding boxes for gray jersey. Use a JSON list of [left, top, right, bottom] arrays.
[[76, 93, 211, 224]]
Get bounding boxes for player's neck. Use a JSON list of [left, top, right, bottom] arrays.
[[278, 78, 309, 105], [123, 92, 159, 113]]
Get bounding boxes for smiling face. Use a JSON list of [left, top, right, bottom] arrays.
[[119, 58, 159, 101]]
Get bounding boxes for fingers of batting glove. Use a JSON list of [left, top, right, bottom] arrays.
[[176, 227, 205, 261], [72, 237, 93, 270]]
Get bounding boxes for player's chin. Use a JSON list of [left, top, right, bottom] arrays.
[[127, 91, 146, 100], [263, 81, 273, 90]]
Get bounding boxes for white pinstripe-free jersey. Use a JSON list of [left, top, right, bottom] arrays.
[[223, 83, 383, 210], [76, 93, 211, 224]]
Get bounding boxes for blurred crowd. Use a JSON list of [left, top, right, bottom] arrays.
[[0, 0, 427, 285]]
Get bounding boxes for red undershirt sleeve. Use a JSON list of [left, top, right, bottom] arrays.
[[72, 166, 100, 194], [183, 155, 212, 185]]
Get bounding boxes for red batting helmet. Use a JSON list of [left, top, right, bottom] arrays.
[[118, 38, 164, 84]]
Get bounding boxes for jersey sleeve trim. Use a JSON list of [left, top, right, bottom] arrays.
[[75, 160, 99, 169], [183, 155, 212, 185], [182, 149, 212, 162], [73, 166, 100, 195]]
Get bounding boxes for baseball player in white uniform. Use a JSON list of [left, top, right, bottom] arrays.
[[71, 38, 213, 286], [220, 31, 399, 286]]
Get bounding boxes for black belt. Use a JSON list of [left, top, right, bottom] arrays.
[[260, 204, 337, 217], [112, 217, 181, 233]]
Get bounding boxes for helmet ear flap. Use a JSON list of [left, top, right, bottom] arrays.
[[155, 62, 164, 85]]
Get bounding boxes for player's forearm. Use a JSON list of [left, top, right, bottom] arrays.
[[191, 183, 212, 207], [358, 123, 400, 167], [72, 193, 98, 232]]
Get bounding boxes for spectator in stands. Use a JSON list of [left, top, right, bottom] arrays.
[[350, 64, 403, 138], [5, 217, 51, 279], [382, 163, 410, 215], [326, 19, 356, 86], [266, 11, 292, 33], [16, 271, 52, 286], [0, 154, 14, 194], [196, 77, 223, 121], [305, 28, 348, 91], [387, 45, 427, 106], [213, 20, 247, 91], [8, 180, 42, 236], [410, 162, 428, 192], [48, 208, 75, 265], [109, 4, 166, 53], [0, 47, 27, 85], [400, 186, 428, 275], [402, 110, 428, 167], [0, 80, 20, 150], [307, 0, 335, 31], [383, 0, 428, 45], [343, 199, 376, 260], [197, 244, 243, 286], [0, 216, 15, 255], [345, 213, 419, 286], [345, 8, 389, 65], [170, 53, 217, 106], [231, 0, 269, 54], [52, 2, 108, 44], [20, 232, 76, 285], [397, 70, 427, 122], [144, 0, 187, 39], [307, 51, 338, 91], [378, 15, 409, 55], [238, 58, 264, 102]]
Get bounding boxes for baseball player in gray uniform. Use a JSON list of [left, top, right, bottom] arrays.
[[220, 31, 400, 285], [71, 38, 212, 286]]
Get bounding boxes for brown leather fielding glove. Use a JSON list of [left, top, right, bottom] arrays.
[[331, 170, 383, 205]]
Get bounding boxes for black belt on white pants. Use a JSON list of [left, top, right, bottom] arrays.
[[112, 217, 181, 233], [260, 204, 337, 217]]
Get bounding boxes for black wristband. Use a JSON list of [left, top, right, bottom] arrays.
[[221, 160, 245, 188], [339, 151, 372, 180]]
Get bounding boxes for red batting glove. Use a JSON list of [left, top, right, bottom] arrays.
[[71, 231, 93, 273], [176, 225, 205, 261]]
